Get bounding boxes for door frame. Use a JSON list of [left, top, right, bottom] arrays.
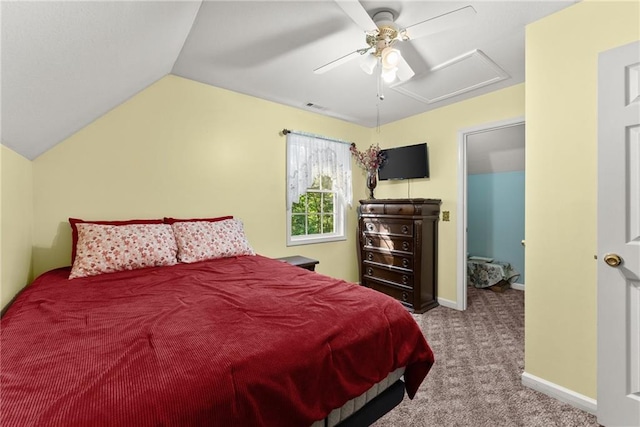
[[456, 116, 525, 310]]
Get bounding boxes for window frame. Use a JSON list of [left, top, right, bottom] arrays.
[[285, 130, 352, 246], [286, 182, 347, 246]]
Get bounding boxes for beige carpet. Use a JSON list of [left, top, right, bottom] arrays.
[[373, 286, 600, 427]]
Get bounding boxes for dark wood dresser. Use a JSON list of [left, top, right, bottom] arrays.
[[357, 198, 441, 313]]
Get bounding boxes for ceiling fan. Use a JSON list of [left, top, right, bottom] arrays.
[[314, 0, 477, 99]]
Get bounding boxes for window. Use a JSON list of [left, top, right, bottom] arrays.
[[290, 175, 337, 238], [286, 131, 352, 246]]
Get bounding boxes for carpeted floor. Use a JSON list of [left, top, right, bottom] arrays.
[[373, 286, 600, 427]]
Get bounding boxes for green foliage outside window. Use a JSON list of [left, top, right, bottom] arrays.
[[291, 175, 336, 237]]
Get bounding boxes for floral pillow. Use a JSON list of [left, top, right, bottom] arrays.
[[69, 218, 164, 265], [69, 223, 178, 279], [171, 219, 255, 263]]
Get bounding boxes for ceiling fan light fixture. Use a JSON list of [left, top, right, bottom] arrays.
[[381, 47, 401, 69], [381, 66, 398, 83], [360, 54, 378, 75]]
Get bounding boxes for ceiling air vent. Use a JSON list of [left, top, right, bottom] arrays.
[[304, 102, 327, 111]]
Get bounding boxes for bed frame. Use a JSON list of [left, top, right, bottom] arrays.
[[334, 380, 405, 427]]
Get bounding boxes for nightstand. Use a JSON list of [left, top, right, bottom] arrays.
[[276, 255, 319, 272]]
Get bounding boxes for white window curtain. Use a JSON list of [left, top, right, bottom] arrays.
[[286, 132, 352, 210]]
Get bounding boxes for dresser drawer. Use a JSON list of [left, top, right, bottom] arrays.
[[362, 219, 413, 237], [364, 264, 413, 287], [363, 278, 413, 305], [382, 204, 419, 216], [360, 203, 418, 216], [363, 235, 414, 254], [360, 204, 386, 214], [363, 251, 413, 270]]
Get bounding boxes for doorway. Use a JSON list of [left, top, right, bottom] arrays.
[[456, 117, 525, 310]]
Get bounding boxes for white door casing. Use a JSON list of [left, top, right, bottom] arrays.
[[597, 40, 640, 427], [456, 117, 524, 311]]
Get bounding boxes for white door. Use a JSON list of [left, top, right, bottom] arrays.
[[598, 40, 640, 427]]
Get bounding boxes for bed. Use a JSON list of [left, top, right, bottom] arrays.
[[0, 217, 434, 426], [467, 257, 520, 289]]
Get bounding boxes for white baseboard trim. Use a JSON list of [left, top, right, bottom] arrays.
[[437, 297, 459, 310], [521, 372, 597, 415], [511, 282, 525, 291]]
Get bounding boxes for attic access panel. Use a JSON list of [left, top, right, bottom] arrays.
[[391, 49, 509, 104]]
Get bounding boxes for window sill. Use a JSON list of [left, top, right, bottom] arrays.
[[287, 234, 346, 246]]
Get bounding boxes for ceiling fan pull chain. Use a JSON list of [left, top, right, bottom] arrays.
[[376, 58, 384, 100]]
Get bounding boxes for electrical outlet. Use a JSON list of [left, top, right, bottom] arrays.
[[442, 211, 450, 221]]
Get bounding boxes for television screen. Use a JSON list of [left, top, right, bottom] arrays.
[[378, 143, 429, 180]]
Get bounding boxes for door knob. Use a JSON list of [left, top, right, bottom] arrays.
[[604, 253, 623, 267]]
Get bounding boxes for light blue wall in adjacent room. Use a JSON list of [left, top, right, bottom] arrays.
[[468, 171, 525, 284]]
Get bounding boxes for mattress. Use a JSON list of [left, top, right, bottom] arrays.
[[311, 367, 406, 427]]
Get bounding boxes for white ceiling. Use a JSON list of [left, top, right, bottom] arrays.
[[1, 0, 202, 160], [1, 0, 578, 160], [467, 124, 525, 175]]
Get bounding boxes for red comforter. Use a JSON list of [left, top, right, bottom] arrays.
[[1, 255, 434, 426]]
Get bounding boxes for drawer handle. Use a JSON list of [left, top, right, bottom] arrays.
[[401, 225, 409, 234], [366, 223, 374, 231], [402, 292, 408, 302], [366, 238, 373, 246], [367, 253, 374, 261], [402, 275, 409, 285], [367, 267, 374, 276], [402, 258, 409, 268], [402, 241, 410, 251]]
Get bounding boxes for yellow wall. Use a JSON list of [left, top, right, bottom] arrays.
[[32, 75, 371, 281], [525, 0, 640, 399], [376, 84, 525, 302], [1, 145, 33, 310], [28, 77, 524, 308]]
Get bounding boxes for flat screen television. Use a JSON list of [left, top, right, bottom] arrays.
[[378, 143, 429, 180]]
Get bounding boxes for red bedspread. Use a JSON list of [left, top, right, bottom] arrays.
[[1, 255, 434, 426]]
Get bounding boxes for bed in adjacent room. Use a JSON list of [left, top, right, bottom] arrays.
[[0, 217, 434, 426], [467, 256, 520, 290]]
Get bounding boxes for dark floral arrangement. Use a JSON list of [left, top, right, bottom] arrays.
[[350, 143, 385, 172]]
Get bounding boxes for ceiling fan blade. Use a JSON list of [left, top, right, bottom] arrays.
[[396, 55, 415, 82], [335, 0, 378, 33], [404, 5, 476, 40], [314, 50, 363, 74]]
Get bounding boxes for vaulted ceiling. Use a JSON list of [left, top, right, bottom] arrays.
[[1, 0, 577, 160]]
